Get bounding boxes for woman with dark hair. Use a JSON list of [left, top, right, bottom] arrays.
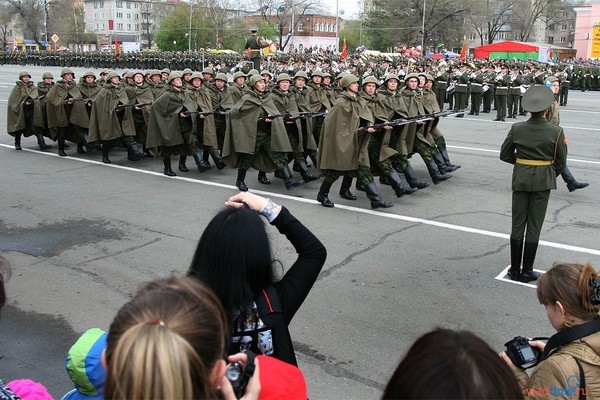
[[188, 192, 326, 366], [383, 328, 523, 399], [500, 262, 600, 398]]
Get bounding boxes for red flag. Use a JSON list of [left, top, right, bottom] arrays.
[[114, 37, 119, 53], [460, 35, 467, 59], [341, 38, 348, 59]]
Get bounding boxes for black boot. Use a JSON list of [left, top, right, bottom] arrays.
[[433, 153, 450, 174], [386, 172, 418, 197], [379, 175, 390, 185], [520, 242, 540, 283], [508, 238, 523, 281], [278, 165, 304, 189], [58, 139, 67, 157], [309, 154, 318, 170], [102, 145, 111, 164], [317, 180, 335, 207], [127, 143, 143, 161], [77, 141, 87, 154], [163, 157, 176, 176], [339, 175, 357, 200], [426, 161, 451, 184], [364, 181, 394, 209], [14, 134, 22, 150], [236, 169, 248, 191], [403, 165, 430, 189], [192, 153, 213, 172], [562, 166, 589, 192], [257, 171, 271, 184], [143, 148, 154, 158], [35, 133, 52, 150], [203, 149, 212, 168], [210, 150, 226, 170], [441, 150, 461, 172], [296, 160, 320, 182], [178, 155, 189, 172]]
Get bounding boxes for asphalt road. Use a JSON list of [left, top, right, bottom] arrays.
[[0, 65, 599, 399]]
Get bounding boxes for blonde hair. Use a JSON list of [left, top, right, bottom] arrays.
[[105, 277, 227, 399], [537, 262, 600, 322]]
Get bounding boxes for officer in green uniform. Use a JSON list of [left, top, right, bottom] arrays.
[[469, 68, 484, 115], [500, 85, 567, 283], [493, 65, 510, 121], [244, 28, 269, 70]]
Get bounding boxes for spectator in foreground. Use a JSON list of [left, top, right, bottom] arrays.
[[383, 328, 523, 399]]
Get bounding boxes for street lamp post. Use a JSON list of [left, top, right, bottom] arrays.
[[277, 6, 285, 51], [335, 0, 339, 52], [421, 0, 426, 51], [188, 1, 192, 52]]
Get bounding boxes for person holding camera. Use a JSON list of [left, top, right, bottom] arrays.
[[188, 192, 327, 367], [500, 262, 600, 398], [104, 276, 261, 399]]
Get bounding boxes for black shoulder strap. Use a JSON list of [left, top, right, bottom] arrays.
[[542, 316, 600, 359], [574, 358, 586, 400], [255, 286, 282, 316]]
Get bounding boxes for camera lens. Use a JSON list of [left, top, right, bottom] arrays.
[[226, 362, 242, 382]]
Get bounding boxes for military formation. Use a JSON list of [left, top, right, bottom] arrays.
[[6, 47, 592, 208]]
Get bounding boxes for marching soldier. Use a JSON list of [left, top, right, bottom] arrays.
[[125, 71, 155, 157], [6, 71, 47, 151], [206, 72, 234, 151], [46, 68, 78, 156], [481, 65, 495, 114], [69, 71, 102, 153], [507, 67, 522, 119]]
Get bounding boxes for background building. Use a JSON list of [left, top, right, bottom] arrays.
[[574, 3, 600, 59]]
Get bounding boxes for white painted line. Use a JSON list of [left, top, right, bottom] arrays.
[[495, 265, 543, 288], [451, 118, 600, 132], [4, 144, 600, 257], [561, 109, 600, 114], [447, 145, 600, 165]]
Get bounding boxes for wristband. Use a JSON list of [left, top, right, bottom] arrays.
[[259, 198, 280, 222]]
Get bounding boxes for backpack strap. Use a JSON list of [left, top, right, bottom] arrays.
[[574, 358, 586, 400], [256, 286, 282, 316]]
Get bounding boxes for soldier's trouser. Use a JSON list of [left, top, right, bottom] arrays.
[[238, 130, 287, 171], [434, 136, 447, 152], [413, 140, 436, 165], [495, 95, 507, 119], [323, 166, 373, 186], [312, 116, 324, 145], [132, 110, 148, 145], [470, 93, 481, 113], [455, 92, 468, 109], [511, 190, 551, 243], [215, 116, 226, 150], [507, 94, 519, 116], [435, 89, 445, 110], [447, 92, 454, 109], [368, 136, 394, 175], [559, 89, 568, 105], [483, 90, 493, 112]]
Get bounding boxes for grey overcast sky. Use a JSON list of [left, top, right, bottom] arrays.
[[320, 0, 362, 19]]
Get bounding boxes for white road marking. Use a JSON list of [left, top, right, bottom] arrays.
[[4, 143, 600, 257], [495, 266, 542, 288], [447, 145, 600, 165], [452, 117, 600, 132]]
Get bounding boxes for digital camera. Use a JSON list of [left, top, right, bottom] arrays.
[[226, 361, 252, 399], [504, 336, 542, 369]]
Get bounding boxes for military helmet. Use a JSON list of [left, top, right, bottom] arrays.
[[323, 72, 332, 78], [260, 70, 273, 78], [182, 68, 193, 76], [168, 71, 182, 83], [521, 85, 553, 112], [131, 71, 144, 79], [336, 72, 346, 80], [201, 67, 214, 75], [125, 71, 134, 79], [384, 73, 399, 83], [341, 74, 359, 88], [144, 70, 152, 76], [61, 68, 75, 77], [423, 74, 434, 82], [161, 68, 171, 74], [362, 76, 379, 86], [293, 71, 309, 80], [233, 71, 246, 80], [19, 71, 31, 79], [42, 72, 54, 79], [190, 72, 203, 80], [100, 69, 109, 76], [248, 75, 265, 87], [404, 73, 419, 82], [105, 71, 119, 81], [149, 69, 161, 77], [122, 70, 130, 77], [215, 73, 228, 82], [276, 73, 292, 83], [247, 69, 259, 76], [83, 71, 97, 78], [311, 69, 324, 78]]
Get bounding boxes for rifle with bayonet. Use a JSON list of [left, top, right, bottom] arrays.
[[258, 111, 328, 122], [182, 109, 228, 118], [114, 102, 149, 112], [23, 95, 45, 107], [355, 109, 468, 135]]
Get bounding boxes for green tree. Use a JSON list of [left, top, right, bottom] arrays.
[[155, 4, 212, 51], [339, 19, 363, 51]]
